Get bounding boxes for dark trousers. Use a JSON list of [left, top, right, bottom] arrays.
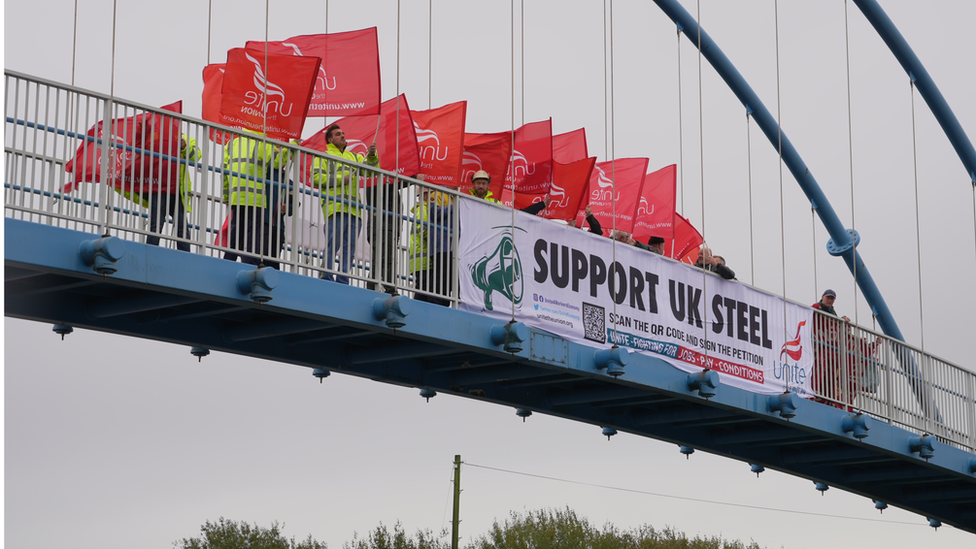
[[414, 252, 451, 307], [364, 183, 403, 292], [146, 192, 190, 251], [228, 205, 280, 270]]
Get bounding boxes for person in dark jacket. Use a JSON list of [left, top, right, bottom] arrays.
[[695, 246, 735, 280]]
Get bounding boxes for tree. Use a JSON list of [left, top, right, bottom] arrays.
[[174, 517, 328, 549], [342, 521, 449, 549], [466, 508, 765, 549]]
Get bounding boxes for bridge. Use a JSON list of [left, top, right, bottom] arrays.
[[5, 0, 976, 547]]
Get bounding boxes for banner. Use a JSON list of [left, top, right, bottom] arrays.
[[553, 128, 588, 163], [219, 47, 320, 140], [460, 131, 512, 198], [411, 101, 467, 187], [65, 101, 183, 196], [578, 158, 648, 235], [245, 28, 381, 117], [459, 198, 814, 396], [632, 164, 677, 244], [301, 94, 421, 179]]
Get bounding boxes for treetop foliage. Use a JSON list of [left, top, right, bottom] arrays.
[[177, 509, 769, 549]]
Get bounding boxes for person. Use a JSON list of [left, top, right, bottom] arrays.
[[312, 124, 378, 284], [363, 167, 406, 294], [812, 288, 850, 322], [695, 246, 735, 280], [648, 236, 666, 255], [568, 205, 603, 235], [222, 129, 292, 268], [146, 134, 200, 252], [409, 180, 451, 306], [468, 170, 550, 214]]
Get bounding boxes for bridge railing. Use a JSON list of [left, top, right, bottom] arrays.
[[3, 70, 462, 303], [5, 71, 975, 452], [811, 310, 975, 451]]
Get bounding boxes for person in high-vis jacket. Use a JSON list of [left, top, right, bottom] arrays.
[[468, 169, 549, 214], [312, 123, 378, 284], [146, 135, 200, 252], [222, 128, 292, 268]]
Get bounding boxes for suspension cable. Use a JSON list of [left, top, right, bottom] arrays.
[[521, 0, 525, 126], [811, 206, 818, 295], [510, 0, 517, 323], [71, 0, 79, 86], [604, 0, 609, 161], [910, 82, 925, 351], [843, 0, 859, 326], [428, 0, 433, 109], [747, 112, 755, 285], [678, 34, 690, 211], [109, 0, 118, 100], [774, 0, 789, 392], [696, 0, 709, 366], [609, 0, 618, 342]]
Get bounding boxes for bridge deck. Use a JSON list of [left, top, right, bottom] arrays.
[[6, 217, 976, 532]]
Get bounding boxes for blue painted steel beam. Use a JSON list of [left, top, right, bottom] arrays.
[[6, 218, 976, 531], [853, 0, 976, 185], [650, 0, 907, 342]]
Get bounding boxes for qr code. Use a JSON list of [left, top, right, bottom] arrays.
[[583, 302, 606, 343]]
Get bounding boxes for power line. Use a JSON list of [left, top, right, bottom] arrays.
[[462, 461, 922, 527]]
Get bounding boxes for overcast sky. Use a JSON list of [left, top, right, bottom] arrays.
[[5, 1, 976, 548]]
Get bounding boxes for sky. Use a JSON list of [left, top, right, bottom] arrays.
[[4, 1, 976, 548]]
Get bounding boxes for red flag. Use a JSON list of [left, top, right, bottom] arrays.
[[246, 28, 381, 117], [301, 94, 420, 181], [201, 64, 233, 144], [219, 47, 320, 140], [504, 120, 552, 195], [578, 158, 649, 235], [631, 164, 677, 244], [553, 128, 588, 163], [544, 157, 595, 220], [460, 131, 512, 198], [667, 213, 704, 264], [215, 215, 230, 247], [411, 101, 467, 187], [64, 101, 183, 196]]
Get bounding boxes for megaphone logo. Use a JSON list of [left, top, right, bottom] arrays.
[[470, 227, 525, 311]]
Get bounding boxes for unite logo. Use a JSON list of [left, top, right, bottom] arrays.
[[779, 320, 807, 361], [460, 151, 483, 183], [242, 52, 294, 119], [637, 196, 655, 216], [547, 182, 569, 209], [346, 139, 369, 155], [282, 42, 337, 91], [590, 166, 618, 202], [414, 122, 448, 162], [507, 150, 536, 180]]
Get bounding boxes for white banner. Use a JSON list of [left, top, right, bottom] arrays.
[[459, 198, 814, 396]]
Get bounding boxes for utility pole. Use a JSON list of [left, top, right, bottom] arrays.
[[451, 454, 461, 549]]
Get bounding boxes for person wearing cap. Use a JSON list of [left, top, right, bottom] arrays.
[[468, 170, 550, 215], [812, 289, 850, 322], [648, 236, 666, 255], [811, 288, 866, 411]]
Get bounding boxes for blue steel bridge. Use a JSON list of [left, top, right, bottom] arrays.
[[5, 0, 976, 535]]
